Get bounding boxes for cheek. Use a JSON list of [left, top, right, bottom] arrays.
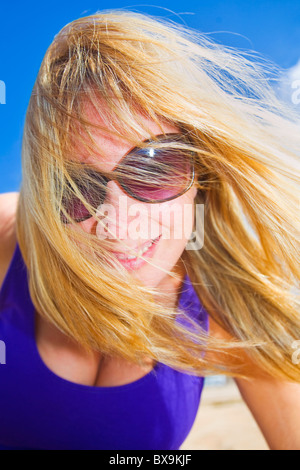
[[156, 192, 195, 242], [183, 198, 196, 236], [78, 218, 96, 233]]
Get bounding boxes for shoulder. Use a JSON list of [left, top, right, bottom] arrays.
[[0, 192, 19, 289]]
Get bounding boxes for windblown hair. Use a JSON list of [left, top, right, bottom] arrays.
[[17, 10, 300, 380]]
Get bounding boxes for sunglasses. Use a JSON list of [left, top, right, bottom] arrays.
[[61, 133, 195, 224]]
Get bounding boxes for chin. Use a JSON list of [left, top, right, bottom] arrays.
[[131, 241, 187, 289]]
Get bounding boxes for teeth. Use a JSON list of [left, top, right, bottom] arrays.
[[116, 239, 157, 261]]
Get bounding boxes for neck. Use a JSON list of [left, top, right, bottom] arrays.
[[154, 259, 186, 309]]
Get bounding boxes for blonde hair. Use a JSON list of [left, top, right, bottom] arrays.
[[17, 10, 300, 380]]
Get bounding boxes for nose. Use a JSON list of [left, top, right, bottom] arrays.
[[95, 181, 158, 241]]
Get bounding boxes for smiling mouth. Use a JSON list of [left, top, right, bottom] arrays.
[[112, 235, 161, 262]]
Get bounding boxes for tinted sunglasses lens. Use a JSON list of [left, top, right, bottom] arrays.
[[61, 171, 107, 223], [120, 147, 193, 202]]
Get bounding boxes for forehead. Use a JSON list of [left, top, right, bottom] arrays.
[[73, 101, 180, 172]]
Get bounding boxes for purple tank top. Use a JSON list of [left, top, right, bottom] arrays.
[[0, 243, 208, 450]]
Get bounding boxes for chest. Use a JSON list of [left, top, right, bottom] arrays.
[[35, 312, 155, 387], [34, 275, 183, 388]]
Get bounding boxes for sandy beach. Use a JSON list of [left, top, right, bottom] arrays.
[[180, 378, 269, 450]]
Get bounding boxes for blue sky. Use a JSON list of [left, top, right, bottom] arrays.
[[0, 0, 299, 193]]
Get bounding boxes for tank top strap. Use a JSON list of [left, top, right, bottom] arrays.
[[0, 242, 33, 332], [178, 274, 209, 332]]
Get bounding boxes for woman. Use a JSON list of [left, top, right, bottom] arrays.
[[0, 10, 299, 450]]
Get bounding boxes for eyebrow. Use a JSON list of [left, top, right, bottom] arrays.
[[75, 137, 152, 170], [71, 133, 184, 173]]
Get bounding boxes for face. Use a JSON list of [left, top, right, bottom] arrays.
[[70, 109, 198, 289]]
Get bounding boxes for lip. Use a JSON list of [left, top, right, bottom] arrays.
[[112, 235, 161, 270]]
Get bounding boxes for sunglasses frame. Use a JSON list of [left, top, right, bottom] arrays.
[[62, 133, 195, 223]]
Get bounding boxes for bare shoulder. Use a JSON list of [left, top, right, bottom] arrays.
[[0, 192, 19, 289]]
